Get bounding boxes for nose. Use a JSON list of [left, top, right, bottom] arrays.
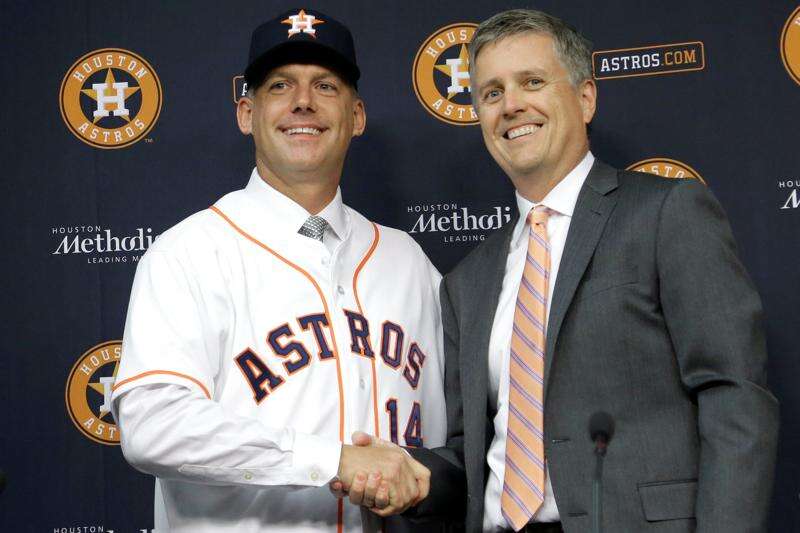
[[501, 85, 525, 119], [291, 83, 315, 113]]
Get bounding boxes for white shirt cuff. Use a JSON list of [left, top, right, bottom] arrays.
[[290, 432, 342, 486]]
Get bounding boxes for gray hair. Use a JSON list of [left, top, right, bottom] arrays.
[[469, 9, 593, 87]]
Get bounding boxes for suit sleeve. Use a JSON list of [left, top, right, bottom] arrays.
[[656, 180, 778, 532], [406, 276, 468, 519]]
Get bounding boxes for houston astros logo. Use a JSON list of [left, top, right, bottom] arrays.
[[59, 48, 162, 149], [282, 9, 324, 38], [65, 341, 122, 445], [627, 158, 705, 184], [781, 6, 800, 86], [412, 23, 478, 125]]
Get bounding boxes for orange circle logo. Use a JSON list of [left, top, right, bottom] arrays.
[[627, 158, 705, 184], [781, 6, 800, 86], [412, 23, 478, 125], [59, 48, 162, 149], [65, 341, 122, 445]]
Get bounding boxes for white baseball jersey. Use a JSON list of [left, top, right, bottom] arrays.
[[111, 169, 446, 533]]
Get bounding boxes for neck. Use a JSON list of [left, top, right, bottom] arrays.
[[513, 148, 588, 203], [514, 174, 563, 203], [256, 161, 339, 215]]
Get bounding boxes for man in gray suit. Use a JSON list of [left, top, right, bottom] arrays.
[[343, 8, 778, 533]]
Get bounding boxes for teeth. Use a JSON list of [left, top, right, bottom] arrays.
[[507, 125, 539, 140], [286, 127, 321, 136]]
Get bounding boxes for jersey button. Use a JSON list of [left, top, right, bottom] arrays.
[[243, 471, 253, 481], [321, 257, 329, 266], [337, 285, 345, 295], [310, 470, 320, 482], [359, 378, 366, 389]]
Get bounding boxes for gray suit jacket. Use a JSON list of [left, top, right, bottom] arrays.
[[411, 160, 778, 532]]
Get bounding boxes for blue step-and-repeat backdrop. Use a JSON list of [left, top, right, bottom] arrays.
[[2, 1, 799, 531]]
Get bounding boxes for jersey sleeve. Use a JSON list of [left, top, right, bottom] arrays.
[[117, 384, 342, 487], [112, 244, 343, 487], [112, 246, 225, 402]]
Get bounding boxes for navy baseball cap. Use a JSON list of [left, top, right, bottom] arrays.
[[245, 8, 360, 91]]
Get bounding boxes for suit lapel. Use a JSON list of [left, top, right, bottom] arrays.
[[544, 160, 619, 398]]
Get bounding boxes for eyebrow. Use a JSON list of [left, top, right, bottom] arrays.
[[475, 77, 501, 95], [475, 69, 550, 93], [265, 68, 342, 84], [311, 72, 342, 84], [264, 68, 291, 82]]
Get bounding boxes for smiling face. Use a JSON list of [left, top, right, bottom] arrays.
[[473, 32, 596, 199], [237, 63, 366, 190]]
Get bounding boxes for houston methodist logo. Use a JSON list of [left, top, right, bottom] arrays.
[[413, 23, 478, 125], [282, 9, 324, 37], [60, 48, 162, 149], [627, 158, 705, 184], [65, 341, 122, 445], [781, 6, 800, 86]]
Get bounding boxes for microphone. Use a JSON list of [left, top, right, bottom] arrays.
[[588, 412, 614, 533], [589, 411, 614, 455]]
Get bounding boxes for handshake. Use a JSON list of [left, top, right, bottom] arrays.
[[332, 431, 430, 517]]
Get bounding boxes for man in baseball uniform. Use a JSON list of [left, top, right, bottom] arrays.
[[111, 8, 445, 532]]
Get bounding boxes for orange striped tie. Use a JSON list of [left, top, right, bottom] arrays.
[[501, 207, 550, 531]]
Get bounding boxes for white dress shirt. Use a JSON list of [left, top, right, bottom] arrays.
[[483, 152, 595, 531]]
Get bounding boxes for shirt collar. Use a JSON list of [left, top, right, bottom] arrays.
[[316, 187, 347, 241], [243, 167, 349, 240], [513, 151, 595, 238]]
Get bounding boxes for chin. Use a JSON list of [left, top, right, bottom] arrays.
[[285, 150, 323, 165], [291, 161, 325, 173], [506, 158, 543, 175]]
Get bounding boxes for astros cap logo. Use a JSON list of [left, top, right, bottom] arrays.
[[627, 158, 706, 184], [781, 6, 800, 86], [413, 23, 478, 125], [282, 9, 324, 38], [59, 48, 162, 149], [65, 341, 122, 445]]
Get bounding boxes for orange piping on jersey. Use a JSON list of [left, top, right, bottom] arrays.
[[209, 205, 346, 443], [113, 370, 211, 399], [352, 222, 381, 438], [369, 348, 381, 438]]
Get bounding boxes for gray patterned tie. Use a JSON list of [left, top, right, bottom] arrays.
[[298, 215, 328, 242]]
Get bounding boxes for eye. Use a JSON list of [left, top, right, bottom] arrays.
[[268, 80, 289, 92], [317, 81, 338, 93], [524, 78, 544, 89], [482, 88, 502, 103]]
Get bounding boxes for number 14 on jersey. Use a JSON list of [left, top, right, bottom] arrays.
[[385, 399, 423, 447]]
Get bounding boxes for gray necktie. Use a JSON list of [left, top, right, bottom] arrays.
[[298, 215, 328, 242]]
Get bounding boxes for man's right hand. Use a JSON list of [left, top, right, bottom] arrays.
[[335, 431, 430, 516]]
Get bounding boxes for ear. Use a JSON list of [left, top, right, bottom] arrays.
[[236, 95, 254, 135], [578, 79, 597, 124], [351, 97, 366, 137]]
